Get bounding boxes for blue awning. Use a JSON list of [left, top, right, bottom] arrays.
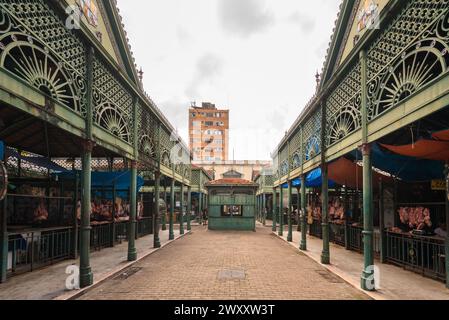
[[352, 143, 445, 182], [281, 168, 336, 189]]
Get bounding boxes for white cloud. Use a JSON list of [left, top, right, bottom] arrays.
[[217, 0, 275, 38]]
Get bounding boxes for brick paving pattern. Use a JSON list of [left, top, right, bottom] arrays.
[[79, 226, 369, 300]]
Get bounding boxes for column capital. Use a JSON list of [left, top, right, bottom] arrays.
[[82, 140, 96, 153]]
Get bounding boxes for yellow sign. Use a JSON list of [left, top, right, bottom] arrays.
[[431, 180, 446, 191]]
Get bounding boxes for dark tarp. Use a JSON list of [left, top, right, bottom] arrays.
[[7, 148, 68, 173], [352, 143, 445, 182], [57, 171, 144, 199], [0, 141, 4, 160]]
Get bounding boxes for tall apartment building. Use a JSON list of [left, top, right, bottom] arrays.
[[189, 102, 229, 162]]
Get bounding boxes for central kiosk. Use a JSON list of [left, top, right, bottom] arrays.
[[205, 178, 258, 231]]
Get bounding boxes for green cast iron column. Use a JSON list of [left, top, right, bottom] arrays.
[[187, 186, 192, 231], [127, 97, 139, 262], [153, 171, 161, 248], [321, 164, 330, 265], [262, 193, 267, 226], [180, 184, 185, 235], [272, 188, 277, 232], [360, 49, 375, 291], [287, 181, 293, 242], [300, 175, 307, 251], [162, 184, 167, 231], [127, 161, 138, 261], [278, 185, 284, 236], [379, 179, 386, 263], [445, 164, 448, 289], [169, 178, 175, 240], [361, 145, 374, 290], [80, 47, 94, 288], [0, 196, 7, 283], [199, 192, 203, 224]]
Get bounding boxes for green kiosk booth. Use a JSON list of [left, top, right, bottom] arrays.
[[205, 178, 258, 231]]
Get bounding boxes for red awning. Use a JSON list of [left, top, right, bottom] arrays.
[[328, 158, 392, 190], [432, 129, 449, 141], [380, 140, 449, 162]]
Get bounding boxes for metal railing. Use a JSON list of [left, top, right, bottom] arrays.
[[329, 222, 346, 247], [386, 232, 446, 282], [7, 227, 72, 276], [90, 222, 113, 250], [309, 219, 322, 239], [137, 217, 152, 238]]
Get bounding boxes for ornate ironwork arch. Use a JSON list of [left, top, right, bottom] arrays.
[[0, 32, 83, 112], [94, 101, 131, 142]]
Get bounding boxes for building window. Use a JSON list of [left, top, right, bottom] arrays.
[[221, 205, 243, 217], [205, 121, 213, 126]]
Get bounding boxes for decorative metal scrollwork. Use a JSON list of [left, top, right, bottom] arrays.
[[369, 11, 449, 119], [95, 101, 130, 142], [327, 99, 361, 146], [161, 151, 171, 167], [305, 135, 320, 161], [139, 135, 155, 159], [0, 32, 84, 113], [292, 153, 301, 169]]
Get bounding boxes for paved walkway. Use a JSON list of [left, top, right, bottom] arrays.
[[78, 225, 369, 300], [0, 229, 189, 300], [271, 221, 449, 300]]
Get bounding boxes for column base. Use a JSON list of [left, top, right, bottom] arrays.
[[287, 234, 293, 242], [361, 270, 376, 291], [169, 233, 175, 240], [162, 224, 167, 231], [80, 267, 93, 288], [300, 241, 307, 251], [321, 252, 330, 265], [154, 237, 161, 248], [127, 249, 137, 262]]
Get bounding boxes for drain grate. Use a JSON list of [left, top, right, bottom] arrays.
[[315, 270, 344, 283], [217, 269, 246, 280], [114, 267, 142, 280]]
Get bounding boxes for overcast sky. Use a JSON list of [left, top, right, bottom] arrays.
[[116, 0, 341, 160]]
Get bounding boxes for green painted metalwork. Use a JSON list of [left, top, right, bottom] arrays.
[[207, 185, 257, 231], [272, 188, 277, 232], [153, 170, 161, 248], [300, 175, 307, 251], [79, 46, 94, 289], [274, 1, 449, 181], [187, 186, 192, 231], [278, 186, 284, 237], [287, 181, 293, 242], [169, 175, 175, 241], [180, 184, 184, 235], [321, 164, 330, 265]]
